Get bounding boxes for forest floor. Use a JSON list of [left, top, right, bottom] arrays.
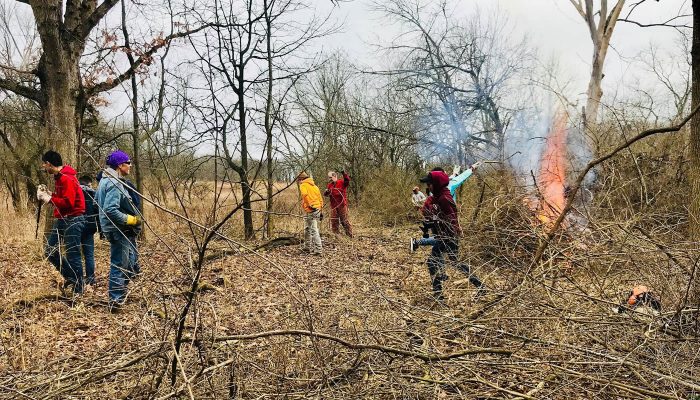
[[1, 208, 699, 399]]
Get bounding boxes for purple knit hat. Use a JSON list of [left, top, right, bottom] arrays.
[[106, 150, 131, 168]]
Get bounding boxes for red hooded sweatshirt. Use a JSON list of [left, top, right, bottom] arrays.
[[424, 170, 460, 237], [50, 165, 86, 218], [325, 172, 350, 209]]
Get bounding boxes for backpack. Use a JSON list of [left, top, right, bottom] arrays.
[[81, 186, 98, 235]]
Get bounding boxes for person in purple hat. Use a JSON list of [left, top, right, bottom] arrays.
[[95, 150, 141, 312]]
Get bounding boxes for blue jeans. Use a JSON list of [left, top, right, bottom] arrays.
[[46, 215, 86, 293], [427, 238, 482, 295], [81, 230, 96, 285], [126, 233, 140, 275], [105, 231, 137, 304], [415, 237, 439, 247]]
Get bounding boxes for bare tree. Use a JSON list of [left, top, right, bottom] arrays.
[[0, 1, 208, 165], [689, 0, 700, 242], [568, 0, 626, 128], [375, 0, 532, 165]]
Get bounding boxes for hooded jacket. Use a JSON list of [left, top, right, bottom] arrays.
[[95, 168, 138, 233], [325, 172, 350, 209], [299, 177, 323, 213], [424, 171, 460, 237], [50, 165, 86, 218]]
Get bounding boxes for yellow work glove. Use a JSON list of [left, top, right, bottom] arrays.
[[125, 215, 141, 226]]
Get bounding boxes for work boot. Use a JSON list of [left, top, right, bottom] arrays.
[[108, 302, 124, 314]]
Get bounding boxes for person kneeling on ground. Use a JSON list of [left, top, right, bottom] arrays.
[[39, 151, 86, 297], [96, 150, 141, 311], [410, 170, 485, 302], [297, 171, 323, 255]]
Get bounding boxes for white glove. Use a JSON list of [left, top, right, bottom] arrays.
[[470, 162, 481, 170], [37, 184, 52, 204], [452, 165, 461, 176]]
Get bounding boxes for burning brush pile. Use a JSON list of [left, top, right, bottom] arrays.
[[467, 112, 589, 271]]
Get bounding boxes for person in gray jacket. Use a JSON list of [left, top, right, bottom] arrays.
[[96, 150, 141, 311]]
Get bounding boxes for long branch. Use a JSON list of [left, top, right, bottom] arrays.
[[199, 329, 513, 362], [532, 102, 700, 264]]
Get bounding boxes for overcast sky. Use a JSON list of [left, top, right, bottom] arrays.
[[311, 0, 691, 107]]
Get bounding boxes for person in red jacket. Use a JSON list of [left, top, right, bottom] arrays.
[[413, 170, 484, 301], [324, 170, 353, 237], [37, 151, 87, 296]]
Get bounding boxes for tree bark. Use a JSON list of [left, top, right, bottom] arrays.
[[264, 0, 274, 239], [122, 0, 144, 219], [689, 0, 700, 240], [569, 0, 625, 128], [238, 72, 255, 240]]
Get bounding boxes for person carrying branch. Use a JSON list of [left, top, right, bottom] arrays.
[[38, 151, 86, 297], [297, 171, 323, 255], [96, 150, 141, 311], [324, 170, 353, 237]]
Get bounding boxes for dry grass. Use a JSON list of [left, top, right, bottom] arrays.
[[0, 176, 699, 399]]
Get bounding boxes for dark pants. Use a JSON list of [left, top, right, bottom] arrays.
[[46, 215, 86, 293], [105, 231, 137, 305], [427, 238, 483, 296], [81, 229, 96, 285], [330, 204, 353, 237]]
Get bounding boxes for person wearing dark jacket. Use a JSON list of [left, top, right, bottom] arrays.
[[38, 151, 86, 296], [79, 175, 98, 287], [414, 170, 484, 301], [324, 170, 353, 237]]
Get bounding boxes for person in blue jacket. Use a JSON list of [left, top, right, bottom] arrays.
[[448, 163, 479, 201], [95, 150, 142, 311]]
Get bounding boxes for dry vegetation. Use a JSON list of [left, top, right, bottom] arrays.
[[1, 159, 699, 399]]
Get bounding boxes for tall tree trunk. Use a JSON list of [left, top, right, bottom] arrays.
[[122, 0, 144, 225], [264, 0, 274, 239], [689, 0, 700, 240], [40, 64, 80, 164], [32, 1, 83, 164], [569, 0, 625, 128], [36, 43, 82, 233], [585, 37, 609, 127], [238, 72, 254, 240]]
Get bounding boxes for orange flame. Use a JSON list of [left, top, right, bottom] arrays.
[[536, 112, 568, 227]]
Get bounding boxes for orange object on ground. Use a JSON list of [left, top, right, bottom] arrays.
[[627, 285, 650, 306]]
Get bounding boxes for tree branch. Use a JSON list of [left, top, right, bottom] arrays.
[[86, 24, 215, 96], [533, 102, 700, 264], [81, 0, 119, 39], [0, 77, 42, 103], [198, 329, 513, 362]]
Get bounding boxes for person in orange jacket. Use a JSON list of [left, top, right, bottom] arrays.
[[297, 171, 323, 255]]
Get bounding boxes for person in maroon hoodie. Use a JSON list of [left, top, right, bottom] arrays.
[[415, 170, 484, 301], [324, 170, 353, 237], [38, 151, 87, 296]]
